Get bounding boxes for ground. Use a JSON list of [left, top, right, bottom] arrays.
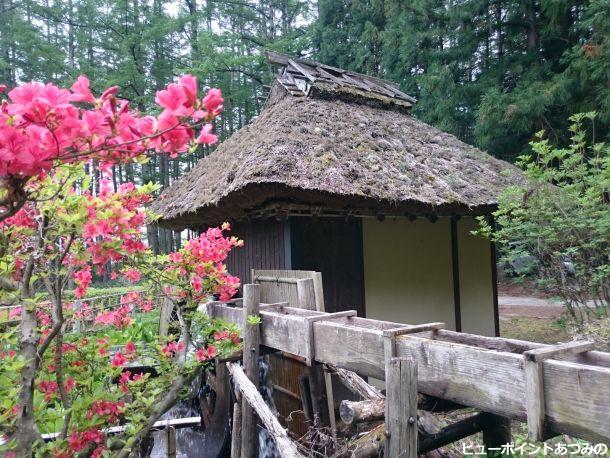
[[497, 277, 570, 344], [497, 276, 609, 351]]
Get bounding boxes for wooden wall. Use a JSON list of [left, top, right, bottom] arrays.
[[289, 217, 365, 316], [226, 219, 289, 287]]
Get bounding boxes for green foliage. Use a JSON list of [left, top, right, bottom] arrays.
[[246, 314, 262, 326], [313, 0, 610, 161], [478, 113, 610, 324]]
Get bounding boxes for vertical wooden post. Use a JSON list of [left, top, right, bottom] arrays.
[[165, 425, 176, 458], [231, 394, 242, 458], [72, 299, 82, 332], [241, 284, 261, 458], [386, 358, 418, 458], [311, 272, 337, 438]]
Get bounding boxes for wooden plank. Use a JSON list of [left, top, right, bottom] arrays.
[[208, 303, 610, 443], [386, 358, 417, 458], [543, 360, 610, 442], [316, 66, 345, 86], [241, 284, 260, 458], [386, 322, 445, 336], [305, 310, 357, 365], [42, 417, 202, 441], [227, 363, 305, 458], [523, 341, 593, 441], [287, 59, 317, 82], [523, 340, 594, 362], [296, 278, 316, 310], [255, 276, 300, 284]]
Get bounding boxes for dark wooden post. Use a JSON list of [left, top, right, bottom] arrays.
[[241, 284, 261, 458], [231, 394, 242, 458], [481, 415, 511, 457], [166, 425, 176, 458], [386, 358, 418, 458]]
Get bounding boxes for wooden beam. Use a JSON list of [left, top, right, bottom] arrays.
[[42, 417, 202, 441], [523, 341, 594, 441], [524, 340, 594, 363], [241, 284, 260, 458], [228, 363, 305, 458], [305, 310, 357, 364], [326, 365, 384, 401], [418, 412, 488, 454], [386, 358, 418, 458], [208, 303, 610, 443]]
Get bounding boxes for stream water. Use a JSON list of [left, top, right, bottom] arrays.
[[146, 356, 281, 458], [149, 402, 207, 458]]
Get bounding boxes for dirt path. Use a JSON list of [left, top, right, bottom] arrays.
[[498, 295, 564, 319]]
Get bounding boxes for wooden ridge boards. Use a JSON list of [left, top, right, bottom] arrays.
[[207, 302, 610, 443]]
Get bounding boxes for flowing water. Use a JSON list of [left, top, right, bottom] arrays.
[[146, 356, 281, 458], [149, 401, 207, 458], [258, 356, 280, 458]]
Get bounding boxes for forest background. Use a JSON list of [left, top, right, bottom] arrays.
[[2, 0, 607, 254]]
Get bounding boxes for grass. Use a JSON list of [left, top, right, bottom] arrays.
[[499, 316, 570, 344]]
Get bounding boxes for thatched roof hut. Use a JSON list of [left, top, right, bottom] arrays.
[[153, 52, 523, 341], [153, 51, 521, 229]]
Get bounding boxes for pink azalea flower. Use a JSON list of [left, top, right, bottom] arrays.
[[111, 352, 126, 367], [69, 75, 95, 103], [196, 124, 218, 145]]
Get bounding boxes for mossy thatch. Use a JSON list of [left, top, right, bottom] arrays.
[[153, 58, 523, 229]]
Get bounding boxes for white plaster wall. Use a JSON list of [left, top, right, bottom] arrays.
[[457, 217, 496, 336], [362, 217, 456, 329]]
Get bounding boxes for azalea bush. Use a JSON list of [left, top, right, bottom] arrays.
[[478, 113, 609, 325], [0, 76, 244, 457]]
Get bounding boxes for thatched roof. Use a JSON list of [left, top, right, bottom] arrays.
[[153, 52, 523, 229]]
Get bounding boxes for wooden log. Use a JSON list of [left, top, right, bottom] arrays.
[[328, 364, 441, 435], [350, 423, 385, 458], [418, 412, 488, 454], [326, 364, 384, 401], [241, 284, 260, 458], [386, 358, 418, 458], [227, 363, 305, 458], [340, 399, 385, 425]]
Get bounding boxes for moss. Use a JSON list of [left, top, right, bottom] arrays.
[[152, 80, 524, 226]]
